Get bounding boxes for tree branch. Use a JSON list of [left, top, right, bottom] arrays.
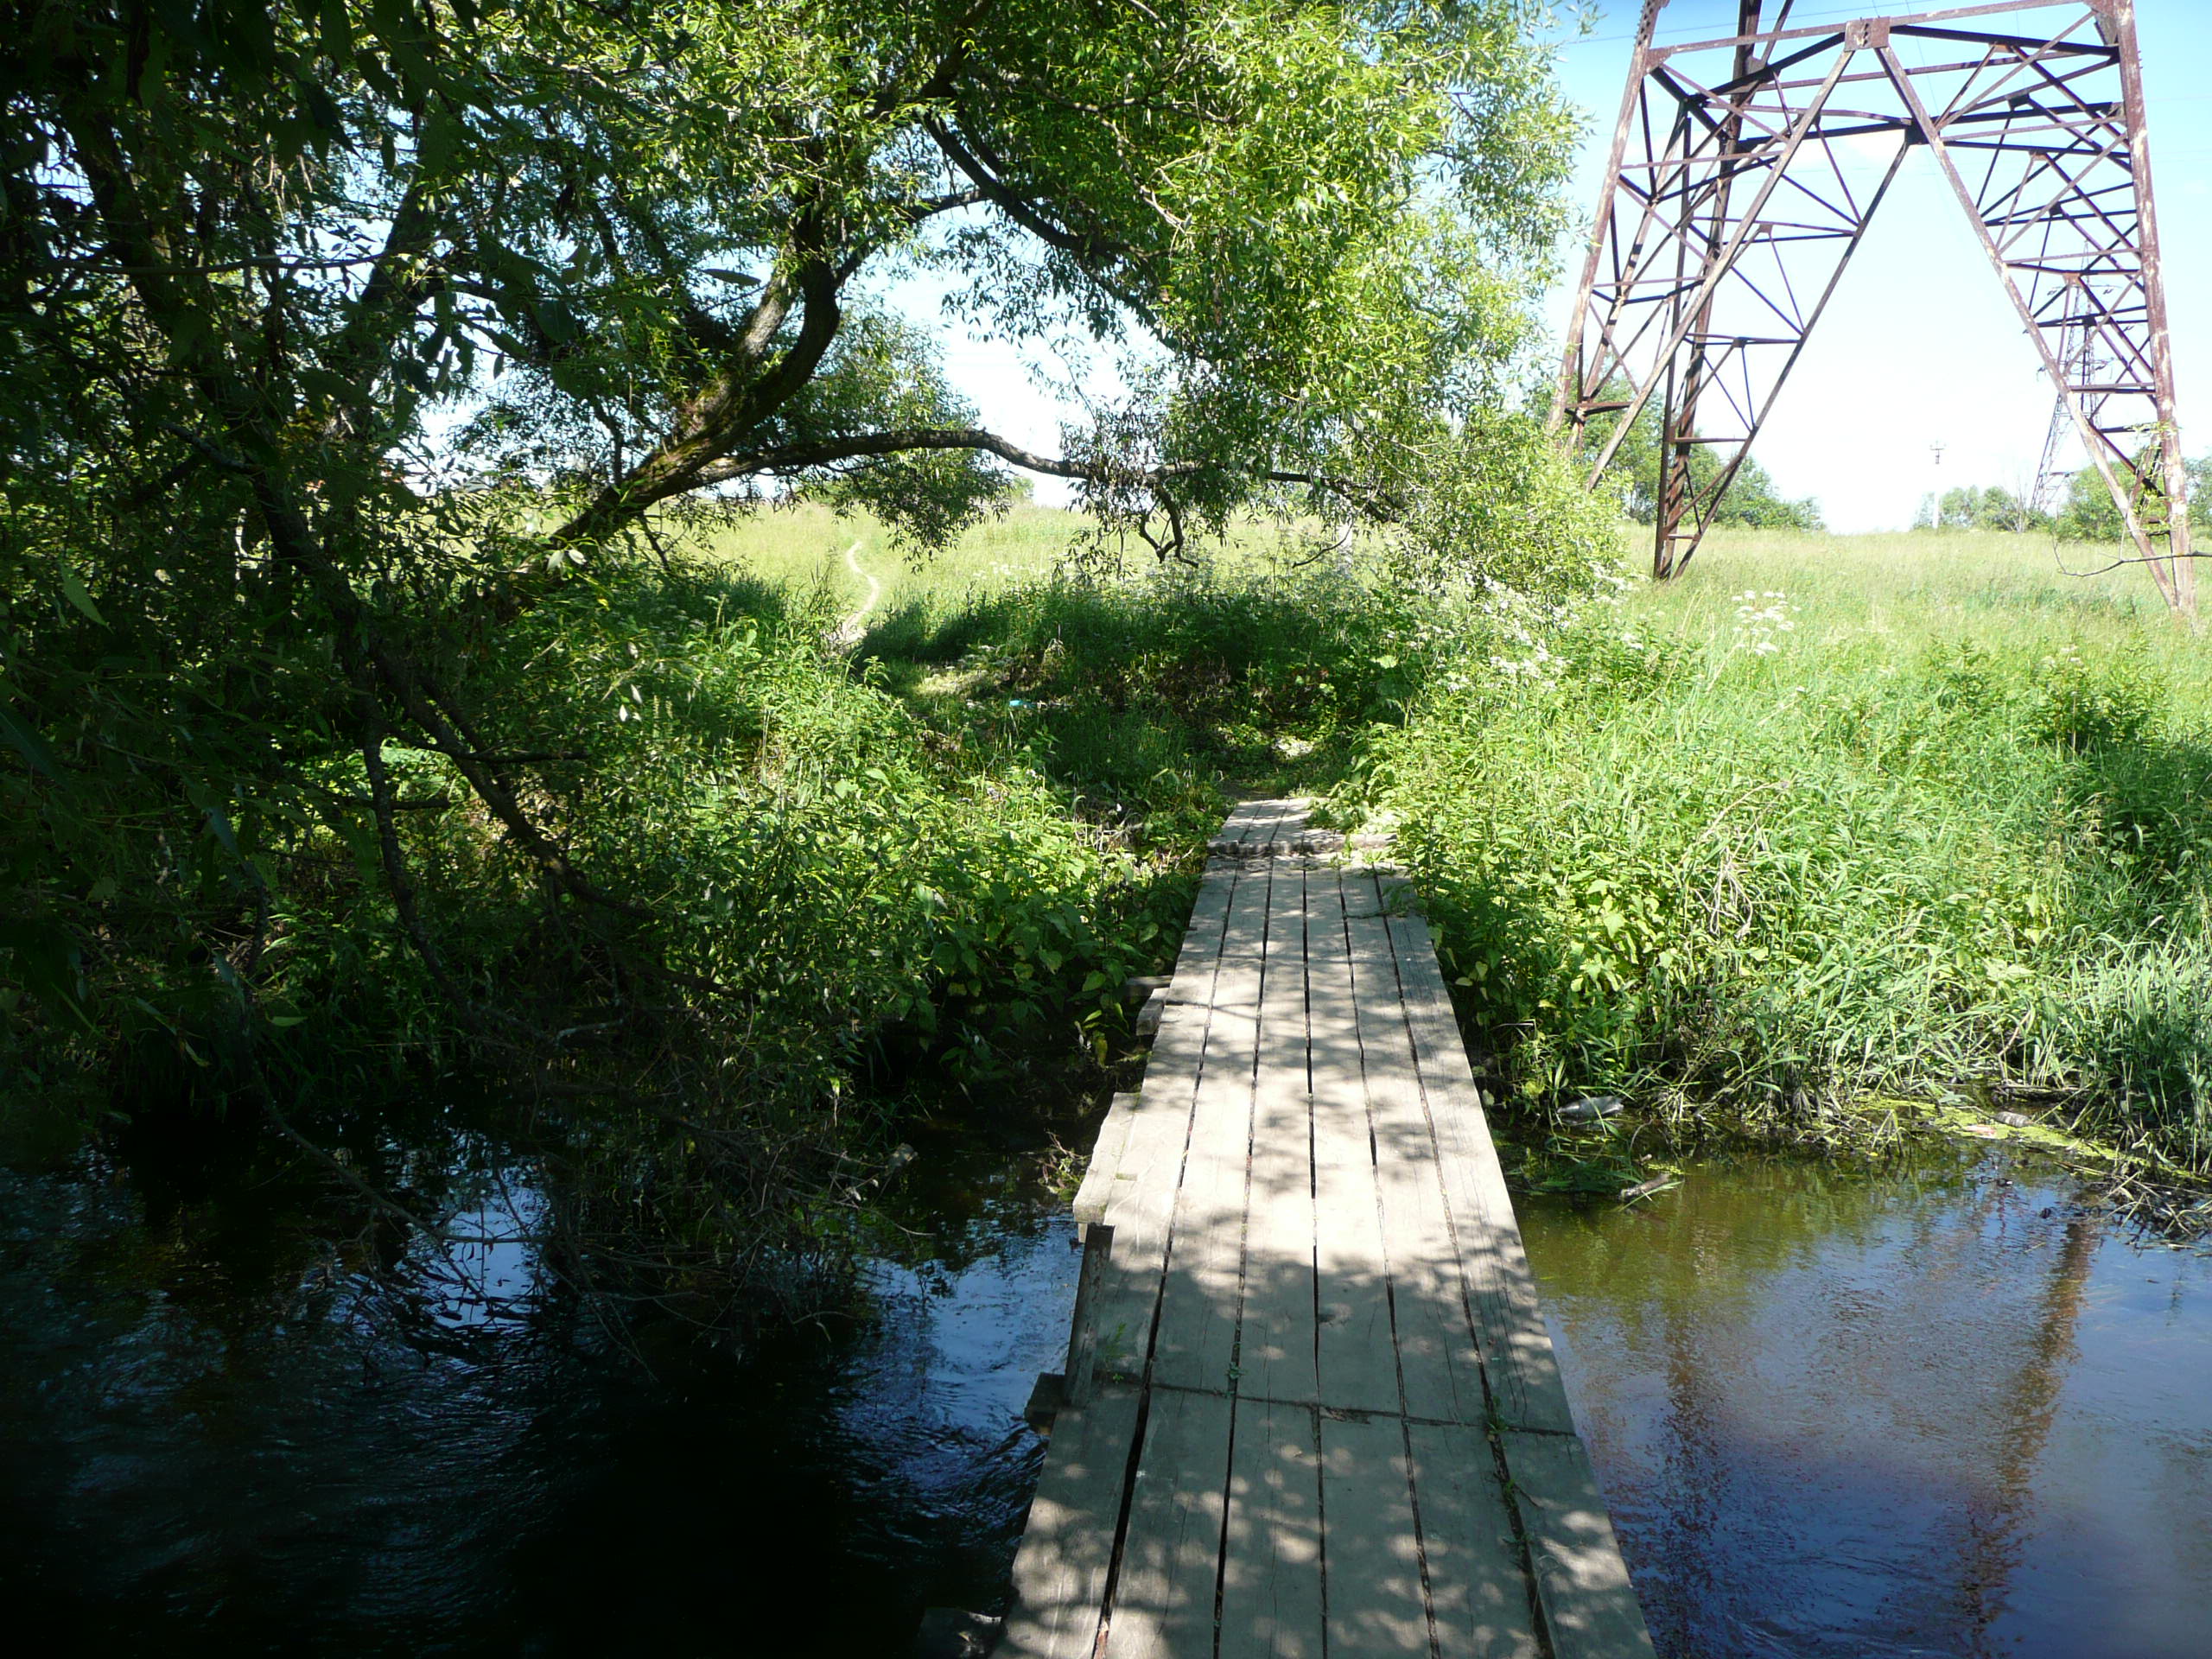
[[692, 425, 1189, 486], [531, 196, 861, 550], [689, 425, 1377, 506]]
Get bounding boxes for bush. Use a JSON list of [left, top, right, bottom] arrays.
[[0, 547, 1185, 1311]]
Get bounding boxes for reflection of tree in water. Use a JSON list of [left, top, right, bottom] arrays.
[[1520, 1150, 2114, 1659], [1931, 1210, 2097, 1650]]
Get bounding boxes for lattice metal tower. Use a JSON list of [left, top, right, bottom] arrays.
[[1553, 0, 2193, 613]]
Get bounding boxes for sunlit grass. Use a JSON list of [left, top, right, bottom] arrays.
[[1363, 524, 2212, 1185], [1630, 524, 2191, 665], [683, 499, 1086, 614], [683, 499, 1357, 621]]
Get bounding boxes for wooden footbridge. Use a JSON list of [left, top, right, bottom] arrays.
[[1005, 801, 1652, 1658]]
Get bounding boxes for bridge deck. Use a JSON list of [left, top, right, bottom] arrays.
[[1005, 800, 1653, 1658]]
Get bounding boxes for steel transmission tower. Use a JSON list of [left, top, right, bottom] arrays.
[[1553, 0, 2194, 613]]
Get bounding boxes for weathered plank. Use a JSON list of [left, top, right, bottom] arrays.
[[1300, 875, 1395, 1421], [1065, 1223, 1116, 1405], [1174, 868, 1236, 980], [1241, 867, 1318, 1407], [1091, 1003, 1211, 1382], [1405, 1422, 1542, 1659], [1151, 1061, 1255, 1395], [1308, 1100, 1399, 1416], [1223, 855, 1274, 959], [1075, 1092, 1142, 1228], [1301, 867, 1348, 964], [1103, 1388, 1235, 1659], [1347, 945, 1487, 1427], [1391, 935, 1578, 1435], [1088, 855, 1246, 1384], [1151, 951, 1261, 1394], [1218, 1395, 1325, 1659], [1340, 869, 1399, 967], [1004, 1385, 1144, 1659], [1499, 1432, 1656, 1659], [1319, 1413, 1431, 1656]]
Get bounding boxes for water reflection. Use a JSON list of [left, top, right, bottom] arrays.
[[1520, 1147, 2212, 1659], [0, 1124, 1076, 1656]]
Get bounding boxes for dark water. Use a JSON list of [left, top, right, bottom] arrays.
[[7, 1128, 2210, 1658], [1520, 1147, 2212, 1659], [0, 1128, 1076, 1656]]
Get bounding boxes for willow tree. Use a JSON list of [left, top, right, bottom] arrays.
[[1, 0, 1581, 1297]]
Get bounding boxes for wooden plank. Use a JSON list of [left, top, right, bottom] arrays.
[[1151, 952, 1260, 1393], [1092, 1010, 1210, 1382], [1348, 950, 1487, 1427], [1306, 941, 1400, 1418], [1087, 865, 1242, 1384], [1004, 1385, 1144, 1659], [1151, 1061, 1255, 1395], [1219, 1395, 1325, 1659], [1217, 799, 1274, 841], [1240, 867, 1318, 1407], [1301, 868, 1349, 966], [1213, 797, 1294, 852], [1405, 1423, 1543, 1659], [1262, 856, 1306, 972], [1253, 798, 1305, 844], [1222, 856, 1274, 959], [1391, 944, 1578, 1436], [1065, 1223, 1116, 1405], [1174, 868, 1237, 979], [1103, 1388, 1235, 1659], [1369, 1112, 1487, 1427], [1308, 1099, 1398, 1416], [1341, 869, 1398, 966], [1498, 1432, 1656, 1659], [1319, 1413, 1431, 1656], [1075, 1092, 1142, 1227]]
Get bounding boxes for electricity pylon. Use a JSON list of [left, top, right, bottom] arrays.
[[1553, 0, 2193, 614]]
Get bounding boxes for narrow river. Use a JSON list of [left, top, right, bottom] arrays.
[[1520, 1146, 2212, 1659], [3, 1126, 2208, 1656]]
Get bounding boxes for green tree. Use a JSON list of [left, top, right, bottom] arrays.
[[1, 0, 1586, 1300], [1915, 484, 2038, 532], [1584, 394, 1823, 533], [2052, 456, 2212, 542]]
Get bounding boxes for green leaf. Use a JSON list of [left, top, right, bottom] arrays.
[[59, 565, 105, 626], [0, 701, 59, 781]]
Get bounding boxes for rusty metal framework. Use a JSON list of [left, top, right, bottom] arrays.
[[1553, 0, 2193, 613]]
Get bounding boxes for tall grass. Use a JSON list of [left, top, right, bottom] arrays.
[[1353, 527, 2212, 1178], [851, 551, 1506, 847], [690, 500, 1084, 613]]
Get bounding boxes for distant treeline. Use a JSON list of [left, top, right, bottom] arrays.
[[1587, 394, 1826, 534], [1916, 458, 2212, 538]]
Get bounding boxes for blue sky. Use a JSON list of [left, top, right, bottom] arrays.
[[913, 1, 2212, 531]]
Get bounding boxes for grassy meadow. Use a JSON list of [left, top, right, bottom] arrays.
[[688, 506, 2212, 1205], [694, 500, 1087, 615], [1361, 524, 2212, 1190]]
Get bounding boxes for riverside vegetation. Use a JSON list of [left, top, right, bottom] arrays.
[[1345, 525, 2212, 1210], [0, 0, 1591, 1327], [715, 506, 2212, 1214], [10, 0, 2208, 1361]]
